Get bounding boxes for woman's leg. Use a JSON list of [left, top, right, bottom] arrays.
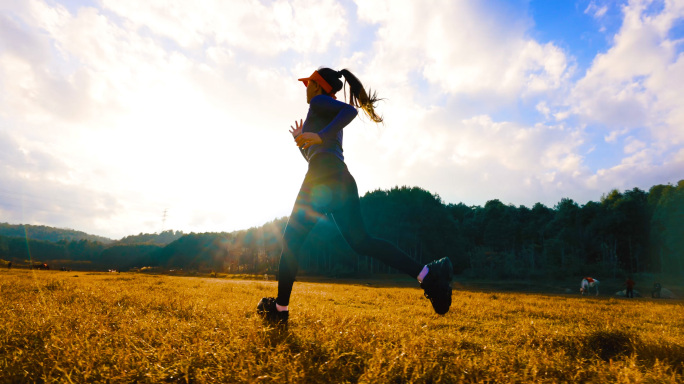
[[269, 156, 453, 316], [276, 173, 326, 307], [329, 169, 423, 278]]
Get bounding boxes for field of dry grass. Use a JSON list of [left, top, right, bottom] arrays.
[[1, 269, 683, 383]]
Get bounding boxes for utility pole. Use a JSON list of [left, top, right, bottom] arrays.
[[161, 209, 168, 233]]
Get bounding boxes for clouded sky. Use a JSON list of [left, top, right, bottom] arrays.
[[1, 0, 683, 239]]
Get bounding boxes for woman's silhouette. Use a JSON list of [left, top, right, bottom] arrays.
[[257, 68, 454, 325]]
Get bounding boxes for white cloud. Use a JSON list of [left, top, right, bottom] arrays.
[[0, 0, 316, 237], [100, 0, 348, 54], [624, 136, 646, 154], [343, 0, 595, 206], [604, 129, 626, 142], [342, 95, 593, 208], [346, 0, 683, 208], [570, 0, 684, 146], [0, 128, 122, 231], [536, 101, 551, 118], [528, 0, 684, 199], [585, 1, 609, 19], [355, 0, 571, 98]]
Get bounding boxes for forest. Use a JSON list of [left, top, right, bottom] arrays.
[[1, 180, 682, 279]]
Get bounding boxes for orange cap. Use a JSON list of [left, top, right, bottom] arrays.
[[298, 70, 335, 95]]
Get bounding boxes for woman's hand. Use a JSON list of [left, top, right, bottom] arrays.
[[295, 132, 322, 149], [289, 119, 321, 149], [289, 119, 303, 138]]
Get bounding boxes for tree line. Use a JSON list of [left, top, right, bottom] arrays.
[[0, 223, 112, 244], [1, 181, 682, 279]]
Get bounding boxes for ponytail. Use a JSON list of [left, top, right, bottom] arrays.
[[316, 67, 383, 123], [338, 69, 383, 123]]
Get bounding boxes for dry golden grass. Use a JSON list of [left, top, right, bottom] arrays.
[[1, 269, 682, 383]]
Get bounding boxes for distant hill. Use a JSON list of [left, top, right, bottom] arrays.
[[115, 230, 185, 246], [0, 223, 113, 244]]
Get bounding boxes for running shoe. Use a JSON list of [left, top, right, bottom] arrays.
[[257, 297, 289, 325], [420, 257, 454, 315]]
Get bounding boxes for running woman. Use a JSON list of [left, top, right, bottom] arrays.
[[257, 68, 454, 325]]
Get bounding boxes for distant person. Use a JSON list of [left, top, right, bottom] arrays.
[[625, 276, 635, 298], [652, 282, 662, 298], [257, 67, 454, 326], [580, 277, 599, 296], [7, 261, 11, 269]]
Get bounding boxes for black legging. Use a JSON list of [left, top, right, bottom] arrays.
[[276, 153, 423, 306]]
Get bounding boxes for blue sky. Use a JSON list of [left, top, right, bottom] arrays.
[[531, 0, 615, 65], [1, 0, 683, 239]]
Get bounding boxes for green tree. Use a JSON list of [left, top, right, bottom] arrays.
[[648, 181, 684, 277]]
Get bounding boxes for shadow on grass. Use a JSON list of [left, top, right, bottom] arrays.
[[573, 329, 684, 374], [585, 329, 635, 361], [258, 325, 367, 383]]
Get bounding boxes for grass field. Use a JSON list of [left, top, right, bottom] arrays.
[[1, 269, 683, 383]]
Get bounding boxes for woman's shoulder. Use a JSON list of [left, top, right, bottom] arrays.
[[310, 95, 356, 116], [310, 94, 348, 108]]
